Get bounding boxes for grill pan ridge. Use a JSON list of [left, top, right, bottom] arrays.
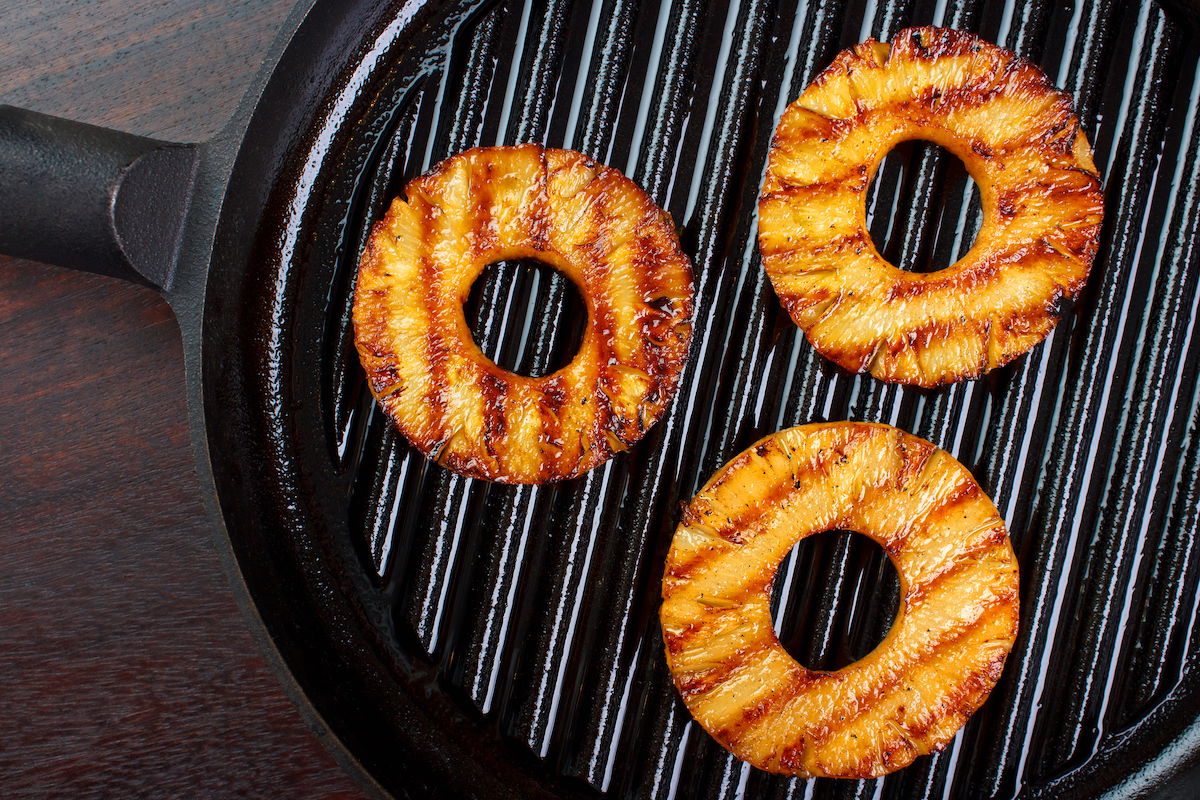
[[241, 0, 1200, 796]]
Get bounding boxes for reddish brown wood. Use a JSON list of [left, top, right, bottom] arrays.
[[0, 2, 365, 797]]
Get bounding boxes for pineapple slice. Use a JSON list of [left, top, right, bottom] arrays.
[[354, 144, 693, 483], [759, 28, 1103, 387], [661, 422, 1019, 777]]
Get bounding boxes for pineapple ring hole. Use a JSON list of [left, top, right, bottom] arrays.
[[463, 257, 588, 378], [865, 139, 983, 274], [769, 529, 900, 672]]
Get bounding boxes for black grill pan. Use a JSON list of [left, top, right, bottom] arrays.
[[1, 0, 1199, 797]]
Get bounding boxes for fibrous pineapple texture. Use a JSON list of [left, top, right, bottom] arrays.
[[354, 144, 693, 483], [661, 422, 1019, 777], [759, 27, 1103, 387]]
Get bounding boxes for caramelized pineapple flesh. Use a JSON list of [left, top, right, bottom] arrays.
[[759, 27, 1103, 387], [661, 422, 1019, 777], [354, 144, 693, 483]]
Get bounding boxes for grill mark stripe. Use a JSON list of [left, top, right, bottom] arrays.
[[587, 170, 620, 454], [539, 376, 568, 482], [903, 537, 1009, 612], [523, 148, 563, 479], [675, 638, 777, 698], [629, 232, 656, 390], [470, 160, 509, 470], [758, 229, 871, 262], [417, 193, 451, 455], [885, 482, 989, 555], [718, 666, 817, 747]]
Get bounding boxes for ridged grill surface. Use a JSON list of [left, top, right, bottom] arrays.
[[282, 0, 1200, 796]]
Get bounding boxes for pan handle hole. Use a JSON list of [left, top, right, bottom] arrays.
[[770, 529, 900, 672], [465, 258, 587, 378], [866, 139, 983, 274]]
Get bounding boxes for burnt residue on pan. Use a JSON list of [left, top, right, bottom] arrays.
[[245, 0, 1200, 797]]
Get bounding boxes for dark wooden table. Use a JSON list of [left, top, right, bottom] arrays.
[[0, 2, 366, 796]]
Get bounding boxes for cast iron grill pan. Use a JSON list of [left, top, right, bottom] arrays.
[[215, 0, 1200, 797]]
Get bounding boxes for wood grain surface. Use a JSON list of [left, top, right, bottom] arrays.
[[0, 2, 366, 797]]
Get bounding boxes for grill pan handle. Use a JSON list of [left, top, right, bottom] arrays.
[[0, 105, 198, 291]]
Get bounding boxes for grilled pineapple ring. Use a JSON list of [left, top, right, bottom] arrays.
[[661, 422, 1019, 777], [759, 27, 1103, 387], [353, 144, 693, 484]]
